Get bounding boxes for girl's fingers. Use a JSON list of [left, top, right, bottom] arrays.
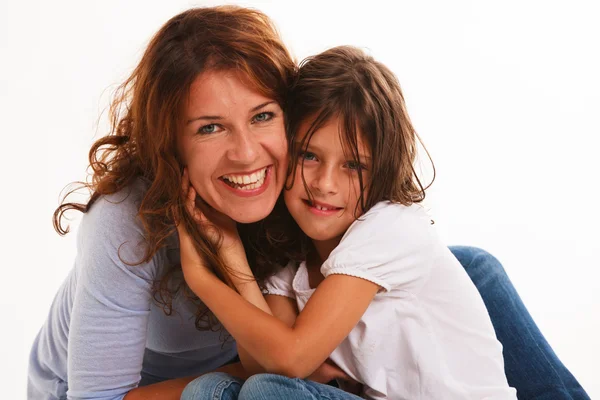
[[185, 180, 206, 225], [181, 168, 190, 196], [180, 167, 204, 224]]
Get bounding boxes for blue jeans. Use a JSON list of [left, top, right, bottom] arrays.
[[181, 246, 590, 400], [181, 372, 361, 400], [450, 246, 589, 400]]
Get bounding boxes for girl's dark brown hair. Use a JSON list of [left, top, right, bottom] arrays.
[[287, 45, 434, 213], [53, 6, 295, 330], [262, 46, 435, 264]]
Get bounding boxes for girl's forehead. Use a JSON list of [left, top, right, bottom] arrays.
[[296, 115, 371, 158]]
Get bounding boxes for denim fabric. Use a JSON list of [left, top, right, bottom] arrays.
[[450, 246, 590, 400], [238, 374, 363, 400], [181, 372, 244, 400]]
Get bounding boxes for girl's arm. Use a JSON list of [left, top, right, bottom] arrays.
[[179, 221, 379, 378], [219, 245, 274, 375], [264, 294, 360, 386], [178, 175, 378, 379], [178, 172, 272, 375], [187, 238, 357, 384]]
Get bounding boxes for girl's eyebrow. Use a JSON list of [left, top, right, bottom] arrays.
[[294, 141, 370, 161]]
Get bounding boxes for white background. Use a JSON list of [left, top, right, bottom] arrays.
[[1, 0, 598, 398]]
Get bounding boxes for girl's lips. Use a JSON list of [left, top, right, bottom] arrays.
[[302, 199, 343, 216], [219, 165, 272, 198]]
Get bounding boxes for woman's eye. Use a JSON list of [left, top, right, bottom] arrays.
[[252, 112, 274, 123], [299, 151, 317, 162], [198, 124, 222, 134]]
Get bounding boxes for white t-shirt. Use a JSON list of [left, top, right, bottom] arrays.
[[264, 201, 517, 400]]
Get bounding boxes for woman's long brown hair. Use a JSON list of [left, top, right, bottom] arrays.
[[53, 6, 295, 330]]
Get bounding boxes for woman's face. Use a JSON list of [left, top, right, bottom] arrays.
[[178, 70, 288, 223]]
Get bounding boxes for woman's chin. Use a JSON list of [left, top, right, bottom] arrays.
[[226, 200, 277, 224]]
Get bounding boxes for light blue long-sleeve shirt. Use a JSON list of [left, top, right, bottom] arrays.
[[28, 180, 237, 400]]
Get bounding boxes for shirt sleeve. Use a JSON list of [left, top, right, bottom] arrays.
[[66, 189, 163, 400], [321, 202, 438, 294], [262, 262, 297, 299]]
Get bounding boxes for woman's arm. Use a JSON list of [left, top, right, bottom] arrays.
[[66, 195, 174, 399]]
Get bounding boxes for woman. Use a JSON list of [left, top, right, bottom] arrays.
[[28, 6, 588, 400]]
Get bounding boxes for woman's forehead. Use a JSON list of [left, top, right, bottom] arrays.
[[186, 70, 278, 118]]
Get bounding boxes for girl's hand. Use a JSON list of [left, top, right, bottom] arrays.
[[307, 358, 347, 383], [180, 168, 242, 253], [178, 168, 252, 291], [308, 359, 362, 395]]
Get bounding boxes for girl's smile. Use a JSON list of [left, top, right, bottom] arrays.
[[284, 116, 370, 243], [302, 199, 344, 216]]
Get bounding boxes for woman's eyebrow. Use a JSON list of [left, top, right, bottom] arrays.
[[250, 101, 276, 112], [186, 114, 223, 124], [186, 101, 275, 124]]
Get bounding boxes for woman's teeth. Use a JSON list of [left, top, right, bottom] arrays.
[[222, 167, 267, 190]]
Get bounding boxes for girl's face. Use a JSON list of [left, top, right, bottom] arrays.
[[178, 70, 288, 223], [284, 116, 371, 245]]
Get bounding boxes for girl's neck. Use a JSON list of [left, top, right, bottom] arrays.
[[307, 237, 342, 269]]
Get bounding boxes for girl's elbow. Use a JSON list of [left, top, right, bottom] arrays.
[[264, 349, 313, 379]]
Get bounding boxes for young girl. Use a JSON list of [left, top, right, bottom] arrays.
[[177, 46, 517, 399]]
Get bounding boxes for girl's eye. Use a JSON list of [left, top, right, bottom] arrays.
[[299, 151, 317, 162], [346, 161, 367, 171], [198, 124, 223, 135], [252, 112, 274, 123]]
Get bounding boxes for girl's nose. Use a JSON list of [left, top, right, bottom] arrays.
[[310, 164, 338, 195]]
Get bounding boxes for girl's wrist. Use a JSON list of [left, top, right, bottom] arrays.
[[186, 267, 221, 297], [220, 243, 251, 271]]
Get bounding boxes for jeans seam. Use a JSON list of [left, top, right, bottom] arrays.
[[213, 378, 239, 400]]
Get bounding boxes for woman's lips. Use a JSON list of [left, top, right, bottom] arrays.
[[219, 165, 272, 197]]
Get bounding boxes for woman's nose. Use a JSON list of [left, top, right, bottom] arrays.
[[227, 127, 260, 164]]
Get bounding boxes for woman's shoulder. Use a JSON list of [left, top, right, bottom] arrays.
[[84, 178, 149, 224], [77, 178, 168, 278], [79, 178, 152, 239]]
